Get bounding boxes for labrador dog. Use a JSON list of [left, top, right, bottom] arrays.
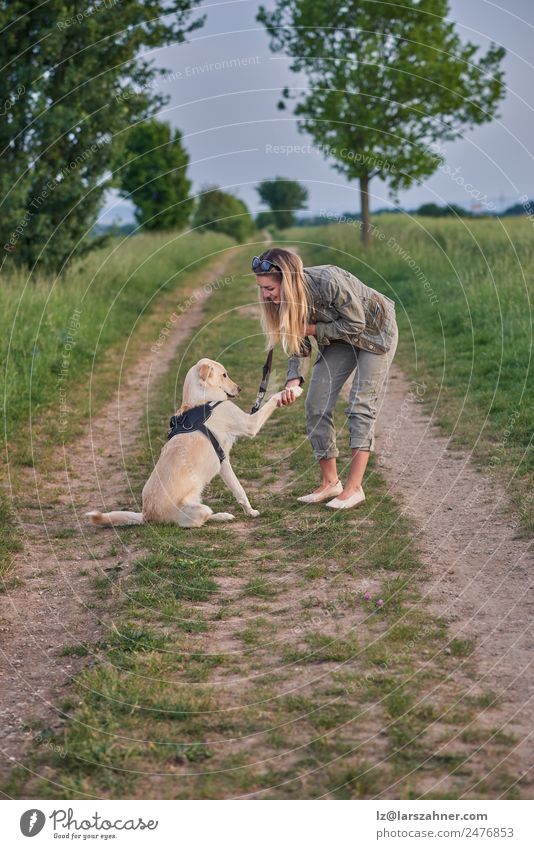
[[86, 358, 302, 529]]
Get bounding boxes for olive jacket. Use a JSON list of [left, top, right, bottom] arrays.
[[286, 264, 397, 385]]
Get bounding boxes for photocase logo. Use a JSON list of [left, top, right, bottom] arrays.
[[20, 809, 46, 837]]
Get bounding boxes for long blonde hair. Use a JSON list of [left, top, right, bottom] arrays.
[[256, 248, 310, 355]]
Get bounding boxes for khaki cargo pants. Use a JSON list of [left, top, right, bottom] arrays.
[[304, 325, 399, 458]]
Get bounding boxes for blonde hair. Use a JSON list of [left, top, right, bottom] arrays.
[[256, 247, 310, 356]]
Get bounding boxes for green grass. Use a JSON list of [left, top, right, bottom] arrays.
[[282, 216, 534, 534], [4, 240, 524, 801], [448, 637, 476, 657], [0, 499, 22, 588], [0, 228, 234, 578], [60, 644, 91, 658], [2, 229, 233, 455]]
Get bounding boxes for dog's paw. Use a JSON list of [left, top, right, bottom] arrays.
[[290, 386, 303, 398], [246, 509, 260, 518]]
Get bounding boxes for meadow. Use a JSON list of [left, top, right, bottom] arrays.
[[4, 227, 529, 800]]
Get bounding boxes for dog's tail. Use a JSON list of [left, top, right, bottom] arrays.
[[86, 510, 144, 527]]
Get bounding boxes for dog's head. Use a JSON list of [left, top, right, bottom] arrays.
[[182, 358, 241, 407]]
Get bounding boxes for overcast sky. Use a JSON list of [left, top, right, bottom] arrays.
[[101, 0, 534, 224]]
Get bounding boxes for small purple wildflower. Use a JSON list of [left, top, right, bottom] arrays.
[[362, 592, 372, 601]]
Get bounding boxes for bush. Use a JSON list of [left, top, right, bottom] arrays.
[[192, 187, 255, 241]]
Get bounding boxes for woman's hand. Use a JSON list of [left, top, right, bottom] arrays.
[[277, 379, 301, 407], [305, 324, 317, 337]]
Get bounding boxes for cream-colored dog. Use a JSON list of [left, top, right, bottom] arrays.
[[86, 358, 302, 529]]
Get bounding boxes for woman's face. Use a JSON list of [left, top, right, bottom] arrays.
[[256, 274, 281, 304]]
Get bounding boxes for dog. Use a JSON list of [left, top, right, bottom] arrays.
[[86, 357, 302, 529]]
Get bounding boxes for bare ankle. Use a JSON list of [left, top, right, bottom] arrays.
[[342, 483, 362, 493]]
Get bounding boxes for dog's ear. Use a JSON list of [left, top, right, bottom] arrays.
[[198, 362, 214, 385]]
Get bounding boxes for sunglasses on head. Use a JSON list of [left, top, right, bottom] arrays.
[[251, 256, 280, 274]]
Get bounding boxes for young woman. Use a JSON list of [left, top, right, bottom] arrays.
[[253, 247, 398, 509]]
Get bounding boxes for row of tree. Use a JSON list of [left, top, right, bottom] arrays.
[[1, 0, 205, 273], [0, 2, 310, 273], [1, 1, 506, 273], [190, 176, 308, 240], [118, 118, 310, 239]]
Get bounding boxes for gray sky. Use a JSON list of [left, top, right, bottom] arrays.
[[101, 0, 534, 224]]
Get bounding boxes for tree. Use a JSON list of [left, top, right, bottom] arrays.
[[416, 202, 470, 217], [192, 187, 255, 242], [0, 1, 204, 273], [256, 177, 308, 229], [258, 0, 505, 245], [255, 211, 275, 229], [502, 201, 533, 217], [119, 120, 193, 230]]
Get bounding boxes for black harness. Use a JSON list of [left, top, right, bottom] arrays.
[[167, 400, 226, 463]]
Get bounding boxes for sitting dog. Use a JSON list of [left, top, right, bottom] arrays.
[[86, 358, 302, 528]]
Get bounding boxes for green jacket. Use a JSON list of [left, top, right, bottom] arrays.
[[286, 264, 397, 385]]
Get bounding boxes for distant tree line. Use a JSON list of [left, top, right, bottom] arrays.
[[290, 200, 534, 227]]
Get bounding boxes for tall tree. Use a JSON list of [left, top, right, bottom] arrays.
[[256, 177, 308, 229], [258, 0, 505, 245], [0, 1, 204, 273], [119, 120, 193, 230]]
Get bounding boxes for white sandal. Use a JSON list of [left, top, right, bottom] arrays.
[[326, 487, 366, 510], [297, 480, 343, 503]]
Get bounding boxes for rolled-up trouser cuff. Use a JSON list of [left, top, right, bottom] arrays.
[[309, 434, 339, 460], [312, 447, 340, 460], [350, 436, 374, 452]]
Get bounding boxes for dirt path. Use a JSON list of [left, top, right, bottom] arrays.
[[2, 243, 532, 798], [0, 251, 236, 780], [360, 363, 534, 793]]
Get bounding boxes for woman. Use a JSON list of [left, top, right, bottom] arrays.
[[253, 247, 398, 509]]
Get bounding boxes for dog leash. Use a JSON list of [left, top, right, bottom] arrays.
[[250, 348, 273, 414], [250, 336, 312, 414]]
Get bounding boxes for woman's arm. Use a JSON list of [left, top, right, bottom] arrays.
[[285, 335, 313, 387], [286, 353, 306, 387]]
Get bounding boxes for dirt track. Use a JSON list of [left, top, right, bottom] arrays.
[[0, 252, 235, 780], [367, 364, 534, 793]]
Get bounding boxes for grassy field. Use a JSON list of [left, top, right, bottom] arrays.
[[5, 241, 523, 800], [0, 229, 234, 578], [280, 216, 533, 534], [1, 229, 234, 459]]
